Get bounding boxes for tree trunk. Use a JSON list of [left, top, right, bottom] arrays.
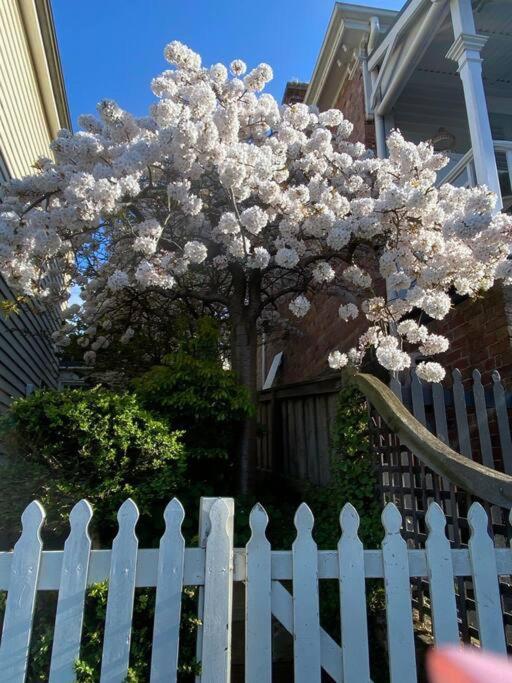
[[230, 311, 258, 494]]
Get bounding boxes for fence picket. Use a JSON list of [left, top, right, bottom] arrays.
[[492, 370, 512, 474], [452, 369, 472, 458], [1, 495, 512, 682], [100, 499, 140, 682], [390, 375, 402, 400], [410, 372, 426, 426], [201, 499, 233, 683], [49, 500, 93, 683], [381, 503, 417, 683], [150, 498, 185, 683], [338, 503, 371, 683], [432, 383, 449, 445], [472, 370, 494, 468], [0, 501, 45, 683], [468, 502, 506, 653], [245, 504, 271, 683], [292, 503, 321, 683], [425, 503, 459, 645]]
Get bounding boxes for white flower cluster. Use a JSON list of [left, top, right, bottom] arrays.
[[0, 41, 510, 378]]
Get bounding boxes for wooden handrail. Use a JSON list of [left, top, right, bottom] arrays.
[[352, 372, 512, 508]]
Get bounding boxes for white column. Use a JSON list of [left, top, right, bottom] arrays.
[[446, 0, 502, 209]]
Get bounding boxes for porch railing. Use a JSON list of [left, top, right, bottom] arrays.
[[438, 140, 512, 205]]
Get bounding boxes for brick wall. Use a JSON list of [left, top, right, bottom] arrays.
[[334, 72, 376, 150], [263, 293, 369, 385], [427, 286, 512, 387], [263, 286, 512, 388]]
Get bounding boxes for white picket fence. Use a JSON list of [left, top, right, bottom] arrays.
[[0, 496, 510, 683]]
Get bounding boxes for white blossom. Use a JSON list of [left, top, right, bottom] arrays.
[[396, 320, 428, 344], [338, 303, 358, 321], [0, 41, 510, 377], [275, 247, 299, 269], [416, 361, 446, 383], [419, 333, 449, 356], [107, 270, 130, 291], [230, 59, 247, 76], [328, 350, 348, 370], [312, 261, 335, 283], [184, 240, 208, 264], [421, 291, 451, 320], [343, 265, 372, 289], [289, 294, 310, 317], [240, 206, 268, 235]]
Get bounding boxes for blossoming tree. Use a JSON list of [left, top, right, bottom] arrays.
[[1, 41, 511, 490]]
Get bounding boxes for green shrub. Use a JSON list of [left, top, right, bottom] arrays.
[[134, 317, 253, 490], [0, 387, 186, 540]]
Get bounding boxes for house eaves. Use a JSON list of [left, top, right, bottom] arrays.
[[305, 2, 398, 107], [18, 0, 72, 135]]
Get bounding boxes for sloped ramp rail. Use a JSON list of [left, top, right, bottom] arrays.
[[353, 371, 512, 647], [1, 495, 512, 682]]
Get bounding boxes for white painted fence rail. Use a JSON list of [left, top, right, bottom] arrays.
[[0, 497, 510, 682]]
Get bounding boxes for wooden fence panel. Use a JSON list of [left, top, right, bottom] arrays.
[[493, 370, 512, 474], [245, 504, 271, 683], [257, 377, 340, 486], [0, 501, 45, 683], [49, 500, 93, 683], [382, 503, 417, 683], [292, 503, 321, 683], [468, 503, 507, 654], [452, 369, 472, 458], [200, 499, 233, 683], [150, 498, 185, 683], [472, 370, 494, 468], [100, 499, 140, 683], [338, 503, 371, 683], [425, 503, 459, 645]]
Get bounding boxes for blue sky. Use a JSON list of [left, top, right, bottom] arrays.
[[52, 0, 404, 129]]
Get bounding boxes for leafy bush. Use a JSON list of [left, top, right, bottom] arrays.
[[304, 383, 382, 549], [134, 317, 253, 490], [0, 387, 186, 540]]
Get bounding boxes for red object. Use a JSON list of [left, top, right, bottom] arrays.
[[428, 646, 512, 683]]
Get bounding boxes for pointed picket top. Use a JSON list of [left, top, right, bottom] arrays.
[[381, 502, 402, 534], [115, 498, 139, 539], [163, 497, 185, 528], [294, 502, 315, 535], [69, 499, 93, 533], [452, 368, 463, 382], [20, 499, 46, 538], [472, 368, 482, 383], [468, 502, 488, 535], [208, 497, 231, 535], [339, 502, 360, 538], [425, 501, 446, 534], [492, 369, 502, 383], [249, 503, 269, 539], [0, 500, 46, 681]]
